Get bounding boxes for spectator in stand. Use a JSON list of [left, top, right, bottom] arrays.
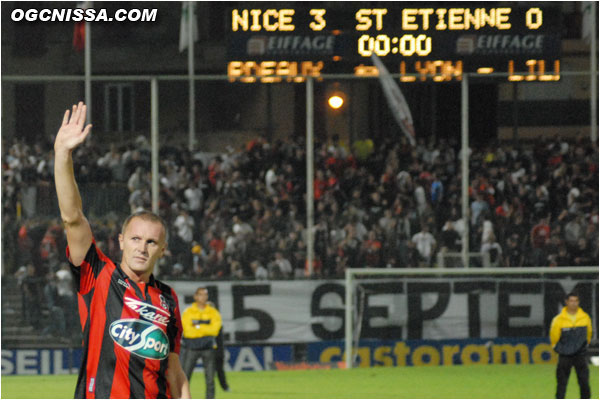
[[268, 252, 292, 279], [439, 220, 462, 267], [16, 222, 35, 267], [322, 246, 339, 277], [566, 181, 581, 213], [340, 223, 360, 269], [481, 234, 503, 267], [494, 199, 512, 241], [411, 224, 436, 268], [39, 222, 62, 271], [349, 214, 368, 242], [572, 238, 594, 267], [189, 241, 204, 275], [399, 240, 420, 268], [290, 232, 307, 277], [97, 144, 125, 181], [366, 190, 385, 227], [172, 207, 195, 267], [530, 216, 551, 266], [553, 246, 572, 267], [563, 213, 585, 248], [360, 230, 383, 268], [265, 164, 278, 196], [55, 262, 77, 333], [128, 184, 150, 214], [430, 173, 444, 209], [232, 215, 253, 240], [440, 221, 462, 252], [184, 182, 204, 227], [41, 271, 67, 338], [205, 232, 228, 278], [378, 209, 396, 240], [505, 234, 525, 267], [414, 179, 428, 217], [2, 131, 598, 278], [250, 260, 268, 280], [127, 166, 146, 193], [470, 192, 490, 227], [229, 260, 244, 279], [20, 263, 43, 329], [506, 212, 528, 249], [478, 211, 495, 250]]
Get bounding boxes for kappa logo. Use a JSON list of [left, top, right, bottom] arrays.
[[117, 279, 130, 289], [109, 319, 170, 360], [124, 297, 170, 326], [159, 294, 169, 311]]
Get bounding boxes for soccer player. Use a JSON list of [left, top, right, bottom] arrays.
[[181, 287, 222, 398], [550, 292, 593, 399], [54, 102, 190, 398]]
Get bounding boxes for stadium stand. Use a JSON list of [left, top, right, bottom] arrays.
[[3, 133, 598, 285]]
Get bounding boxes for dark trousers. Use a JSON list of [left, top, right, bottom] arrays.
[[556, 353, 590, 399], [181, 347, 216, 399], [215, 351, 229, 390]]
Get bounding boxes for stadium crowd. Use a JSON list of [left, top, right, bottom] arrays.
[[3, 132, 598, 289]]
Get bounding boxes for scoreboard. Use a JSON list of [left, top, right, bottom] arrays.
[[225, 4, 562, 82]]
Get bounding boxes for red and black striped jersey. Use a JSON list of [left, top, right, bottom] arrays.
[[67, 241, 182, 399]]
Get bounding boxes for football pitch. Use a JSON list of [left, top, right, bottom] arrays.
[[2, 364, 598, 399]]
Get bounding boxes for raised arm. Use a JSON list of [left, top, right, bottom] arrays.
[[54, 102, 93, 266]]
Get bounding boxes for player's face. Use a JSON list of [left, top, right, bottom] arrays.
[[565, 296, 579, 313], [194, 288, 208, 306], [119, 217, 166, 280]]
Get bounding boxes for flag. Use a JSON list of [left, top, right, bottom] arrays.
[[179, 2, 199, 52], [581, 2, 593, 44], [370, 53, 416, 146], [73, 1, 91, 52], [73, 22, 85, 52]]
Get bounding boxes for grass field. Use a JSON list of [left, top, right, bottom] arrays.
[[1, 364, 598, 399]]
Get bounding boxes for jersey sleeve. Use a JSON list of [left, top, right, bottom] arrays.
[[203, 307, 222, 337], [549, 315, 561, 348], [181, 306, 195, 339], [67, 240, 109, 295], [586, 313, 593, 344], [168, 288, 183, 355]]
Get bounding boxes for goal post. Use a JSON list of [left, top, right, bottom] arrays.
[[344, 266, 599, 369]]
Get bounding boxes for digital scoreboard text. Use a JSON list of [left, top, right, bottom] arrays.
[[225, 4, 561, 82]]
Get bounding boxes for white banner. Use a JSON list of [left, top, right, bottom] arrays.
[[168, 278, 598, 344], [371, 53, 416, 146]]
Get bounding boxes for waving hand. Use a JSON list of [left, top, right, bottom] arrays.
[[54, 102, 92, 153]]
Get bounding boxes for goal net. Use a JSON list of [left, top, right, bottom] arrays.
[[344, 266, 599, 369]]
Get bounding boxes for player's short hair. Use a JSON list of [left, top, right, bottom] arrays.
[[195, 286, 208, 294], [565, 291, 579, 301], [121, 210, 169, 243]]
